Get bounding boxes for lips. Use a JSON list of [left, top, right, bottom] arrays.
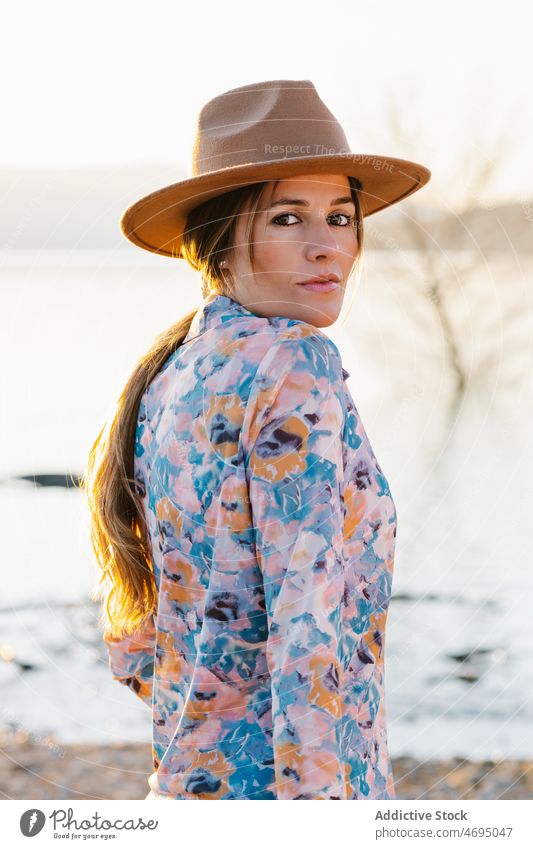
[[297, 274, 341, 286], [297, 274, 341, 294]]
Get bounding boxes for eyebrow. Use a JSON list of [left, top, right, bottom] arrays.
[[268, 195, 354, 209]]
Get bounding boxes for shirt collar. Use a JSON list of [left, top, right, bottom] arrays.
[[183, 292, 350, 380], [185, 293, 256, 340]]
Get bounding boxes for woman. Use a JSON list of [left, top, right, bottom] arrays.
[[82, 79, 431, 800]]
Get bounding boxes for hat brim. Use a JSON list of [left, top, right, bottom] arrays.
[[120, 154, 431, 258]]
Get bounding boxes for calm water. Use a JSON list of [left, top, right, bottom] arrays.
[[1, 249, 532, 760]]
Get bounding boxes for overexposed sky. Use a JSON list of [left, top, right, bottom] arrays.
[[3, 0, 532, 204]]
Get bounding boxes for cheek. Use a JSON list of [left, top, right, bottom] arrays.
[[340, 231, 359, 264], [253, 234, 295, 272]]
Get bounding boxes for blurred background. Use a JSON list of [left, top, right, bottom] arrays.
[[1, 0, 532, 800]]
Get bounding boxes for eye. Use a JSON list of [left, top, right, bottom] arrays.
[[271, 212, 300, 226], [329, 212, 355, 227]]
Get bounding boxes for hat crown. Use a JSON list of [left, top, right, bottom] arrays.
[[191, 79, 351, 176]]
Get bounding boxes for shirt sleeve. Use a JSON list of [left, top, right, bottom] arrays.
[[242, 331, 347, 800], [103, 612, 156, 708]]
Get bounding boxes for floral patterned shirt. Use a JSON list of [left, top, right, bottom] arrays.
[[103, 292, 397, 800]]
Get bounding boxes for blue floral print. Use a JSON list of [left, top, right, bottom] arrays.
[[103, 293, 397, 800]]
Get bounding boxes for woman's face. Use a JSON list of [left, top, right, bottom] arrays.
[[224, 173, 359, 327]]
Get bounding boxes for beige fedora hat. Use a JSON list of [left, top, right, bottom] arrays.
[[120, 79, 431, 259]]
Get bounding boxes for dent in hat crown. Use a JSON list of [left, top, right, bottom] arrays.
[[191, 79, 352, 177]]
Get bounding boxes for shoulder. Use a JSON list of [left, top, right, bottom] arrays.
[[252, 320, 343, 384], [241, 322, 345, 451]]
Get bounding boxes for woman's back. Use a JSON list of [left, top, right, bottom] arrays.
[[112, 292, 397, 799]]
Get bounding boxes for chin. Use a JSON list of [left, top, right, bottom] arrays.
[[294, 300, 342, 328], [292, 286, 343, 327], [309, 314, 337, 328]]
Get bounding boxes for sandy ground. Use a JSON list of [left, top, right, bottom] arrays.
[[1, 731, 532, 800]]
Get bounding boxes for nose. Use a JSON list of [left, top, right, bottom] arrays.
[[302, 217, 341, 262]]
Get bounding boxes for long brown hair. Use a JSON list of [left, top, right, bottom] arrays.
[[81, 175, 364, 640]]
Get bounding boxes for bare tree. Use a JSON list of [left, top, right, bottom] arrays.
[[362, 76, 526, 408]]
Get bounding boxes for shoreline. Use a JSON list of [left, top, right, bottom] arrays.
[[0, 732, 532, 800]]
